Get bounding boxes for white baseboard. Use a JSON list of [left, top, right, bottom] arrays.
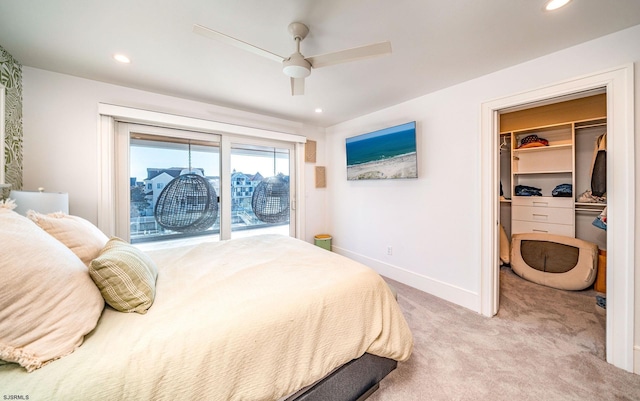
[[634, 346, 640, 375], [332, 246, 481, 313]]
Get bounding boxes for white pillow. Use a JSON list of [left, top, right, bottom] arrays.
[[0, 209, 104, 372], [28, 211, 109, 266]]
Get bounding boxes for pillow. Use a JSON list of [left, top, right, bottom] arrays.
[[27, 211, 109, 265], [89, 237, 158, 314], [0, 208, 104, 372]]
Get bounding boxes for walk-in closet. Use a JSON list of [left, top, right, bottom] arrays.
[[498, 92, 607, 295]]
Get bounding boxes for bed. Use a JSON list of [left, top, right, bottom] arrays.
[[0, 205, 413, 401]]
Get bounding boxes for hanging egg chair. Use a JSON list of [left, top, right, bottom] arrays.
[[154, 172, 218, 233], [251, 175, 290, 223]]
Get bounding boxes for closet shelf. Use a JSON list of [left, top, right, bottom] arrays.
[[575, 118, 606, 129], [575, 208, 604, 213], [512, 143, 572, 153], [513, 170, 572, 175], [574, 202, 606, 211]]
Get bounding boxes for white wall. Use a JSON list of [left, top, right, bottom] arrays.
[[21, 67, 327, 243], [325, 24, 640, 365]]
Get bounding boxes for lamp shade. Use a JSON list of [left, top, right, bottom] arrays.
[[9, 190, 69, 216]]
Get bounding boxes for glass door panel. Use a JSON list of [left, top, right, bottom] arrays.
[[230, 143, 290, 239], [129, 134, 220, 244]]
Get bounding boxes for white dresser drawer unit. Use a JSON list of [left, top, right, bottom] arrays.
[[511, 220, 575, 237], [511, 196, 575, 237], [512, 205, 574, 225], [511, 196, 573, 208]]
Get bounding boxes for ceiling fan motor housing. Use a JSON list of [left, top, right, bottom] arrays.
[[288, 22, 309, 41], [283, 53, 311, 78]]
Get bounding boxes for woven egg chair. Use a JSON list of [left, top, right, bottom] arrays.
[[154, 173, 218, 233], [251, 175, 290, 223]]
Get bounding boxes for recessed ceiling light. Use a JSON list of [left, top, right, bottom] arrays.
[[314, 108, 323, 113], [113, 54, 131, 64], [544, 0, 571, 11]]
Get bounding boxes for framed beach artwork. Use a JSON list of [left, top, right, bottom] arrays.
[[345, 121, 417, 180]]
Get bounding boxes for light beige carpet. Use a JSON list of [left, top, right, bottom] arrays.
[[371, 267, 640, 401]]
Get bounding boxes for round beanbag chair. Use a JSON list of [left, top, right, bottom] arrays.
[[510, 233, 598, 291]]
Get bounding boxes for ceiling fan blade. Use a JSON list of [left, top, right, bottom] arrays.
[[193, 24, 285, 63], [306, 41, 391, 69], [291, 77, 305, 96]]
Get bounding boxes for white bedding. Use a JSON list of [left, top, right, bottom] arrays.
[[0, 234, 413, 400]]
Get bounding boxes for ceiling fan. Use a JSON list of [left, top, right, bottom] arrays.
[[193, 22, 392, 96]]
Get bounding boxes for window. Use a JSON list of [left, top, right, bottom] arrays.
[[230, 143, 291, 239], [129, 133, 220, 244], [111, 121, 299, 245]]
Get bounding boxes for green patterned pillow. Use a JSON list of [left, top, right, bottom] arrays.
[[89, 237, 158, 314]]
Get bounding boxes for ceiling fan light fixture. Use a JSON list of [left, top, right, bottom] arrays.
[[544, 0, 571, 11], [113, 54, 131, 64], [282, 54, 311, 78], [283, 65, 310, 78]]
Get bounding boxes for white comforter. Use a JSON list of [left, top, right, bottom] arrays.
[[0, 234, 413, 400]]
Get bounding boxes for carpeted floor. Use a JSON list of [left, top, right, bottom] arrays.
[[370, 267, 640, 401]]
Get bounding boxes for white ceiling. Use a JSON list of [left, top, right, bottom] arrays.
[[1, 0, 639, 127]]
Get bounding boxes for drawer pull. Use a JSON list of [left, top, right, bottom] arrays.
[[532, 229, 549, 233], [532, 202, 549, 207], [532, 214, 548, 221]]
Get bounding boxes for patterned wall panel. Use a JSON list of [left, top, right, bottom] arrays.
[[0, 45, 23, 190]]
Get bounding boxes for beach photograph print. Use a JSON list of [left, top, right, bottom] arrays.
[[346, 121, 418, 180]]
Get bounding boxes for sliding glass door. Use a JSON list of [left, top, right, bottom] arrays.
[[230, 142, 292, 239], [115, 123, 297, 245], [128, 132, 220, 244]]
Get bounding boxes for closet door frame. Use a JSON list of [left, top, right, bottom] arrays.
[[480, 64, 635, 373]]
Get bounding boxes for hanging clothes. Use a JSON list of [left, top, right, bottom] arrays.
[[590, 133, 607, 197]]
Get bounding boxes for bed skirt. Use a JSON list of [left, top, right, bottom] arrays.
[[285, 353, 397, 401]]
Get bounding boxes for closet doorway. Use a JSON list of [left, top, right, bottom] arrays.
[[480, 64, 635, 373], [499, 93, 607, 249]]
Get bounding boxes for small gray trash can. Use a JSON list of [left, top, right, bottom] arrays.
[[314, 234, 332, 251]]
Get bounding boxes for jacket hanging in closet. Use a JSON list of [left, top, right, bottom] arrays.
[[591, 133, 606, 197]]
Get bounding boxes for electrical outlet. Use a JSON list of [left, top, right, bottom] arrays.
[[387, 246, 393, 256]]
